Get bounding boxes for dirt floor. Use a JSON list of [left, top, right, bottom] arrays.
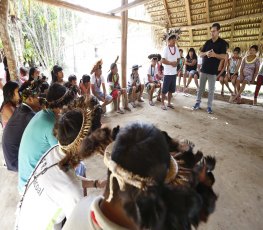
[[0, 92, 263, 230]]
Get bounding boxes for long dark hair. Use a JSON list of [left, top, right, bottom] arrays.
[[51, 65, 63, 83], [28, 67, 38, 81], [0, 81, 19, 111], [186, 48, 197, 60]]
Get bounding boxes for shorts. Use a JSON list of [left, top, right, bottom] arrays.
[[128, 84, 141, 94], [237, 75, 252, 83], [186, 70, 198, 76], [96, 91, 112, 102], [162, 75, 176, 94], [230, 73, 238, 79], [145, 81, 159, 91], [217, 70, 226, 77], [111, 89, 120, 100]]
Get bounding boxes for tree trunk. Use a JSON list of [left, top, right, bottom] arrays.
[[0, 0, 18, 81], [10, 16, 24, 67]]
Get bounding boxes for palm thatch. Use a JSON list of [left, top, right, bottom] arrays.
[[145, 0, 263, 54]]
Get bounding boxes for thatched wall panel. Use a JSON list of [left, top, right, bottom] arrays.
[[190, 0, 205, 4], [191, 8, 207, 15], [190, 2, 206, 9]]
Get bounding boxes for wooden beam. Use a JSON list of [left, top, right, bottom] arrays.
[[108, 0, 150, 14], [163, 0, 172, 27], [190, 29, 194, 45], [121, 0, 128, 88], [230, 0, 236, 45], [205, 0, 210, 22], [178, 13, 263, 31], [36, 0, 166, 28], [205, 0, 210, 39], [184, 0, 193, 47], [258, 19, 263, 43], [184, 0, 192, 25]]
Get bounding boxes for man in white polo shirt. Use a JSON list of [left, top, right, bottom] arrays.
[[161, 30, 180, 110]]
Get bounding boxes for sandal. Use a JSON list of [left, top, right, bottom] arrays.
[[149, 101, 154, 106], [117, 109, 124, 114], [131, 102, 136, 108], [161, 105, 167, 110], [167, 104, 175, 109], [124, 107, 131, 111]]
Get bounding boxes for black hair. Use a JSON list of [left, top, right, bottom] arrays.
[[179, 49, 183, 52], [56, 96, 112, 171], [0, 81, 19, 111], [80, 74, 90, 84], [29, 67, 38, 81], [250, 45, 258, 52], [233, 47, 241, 53], [211, 23, 220, 30], [110, 63, 117, 70], [68, 74, 77, 83], [186, 48, 197, 60], [51, 65, 63, 83], [57, 110, 83, 146], [104, 122, 203, 230], [20, 67, 28, 76], [46, 83, 75, 109], [168, 35, 176, 41]]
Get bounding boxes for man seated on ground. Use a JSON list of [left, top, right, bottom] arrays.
[[2, 81, 43, 172], [127, 65, 144, 108], [146, 54, 162, 106], [107, 63, 131, 114], [91, 60, 113, 113]]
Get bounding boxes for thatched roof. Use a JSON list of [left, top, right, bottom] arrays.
[[145, 0, 263, 52]]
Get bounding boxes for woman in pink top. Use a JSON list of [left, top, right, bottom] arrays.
[[232, 45, 260, 103], [0, 81, 20, 128]]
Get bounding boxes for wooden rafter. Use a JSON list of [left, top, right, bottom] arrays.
[[184, 0, 193, 45], [108, 0, 151, 14], [178, 13, 263, 30], [205, 0, 210, 39], [258, 19, 263, 43], [184, 0, 192, 25], [230, 0, 236, 45], [35, 0, 166, 28], [163, 0, 172, 27]]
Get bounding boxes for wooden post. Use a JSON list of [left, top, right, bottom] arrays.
[[121, 0, 128, 88], [0, 0, 18, 81]]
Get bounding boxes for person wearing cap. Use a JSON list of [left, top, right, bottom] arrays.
[[146, 54, 162, 106], [107, 63, 131, 113], [128, 65, 144, 108], [90, 60, 113, 112], [51, 65, 65, 85], [18, 83, 76, 193], [2, 81, 43, 172], [161, 30, 181, 110]]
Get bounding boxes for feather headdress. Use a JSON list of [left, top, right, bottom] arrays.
[[90, 59, 103, 74]]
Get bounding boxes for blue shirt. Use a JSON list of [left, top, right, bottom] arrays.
[[18, 109, 58, 192]]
